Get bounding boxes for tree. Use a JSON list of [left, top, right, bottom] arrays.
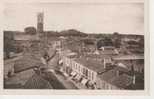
[[4, 31, 15, 59], [24, 27, 37, 35], [60, 29, 87, 37], [112, 32, 121, 48], [138, 36, 144, 48], [97, 37, 113, 49]]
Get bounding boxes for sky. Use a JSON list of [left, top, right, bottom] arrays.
[[3, 2, 144, 35]]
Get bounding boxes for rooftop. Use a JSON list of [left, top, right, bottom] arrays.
[[14, 34, 39, 41], [110, 74, 133, 89], [97, 67, 118, 82], [74, 57, 106, 73], [14, 54, 45, 73], [23, 74, 53, 89], [83, 54, 112, 59], [99, 49, 118, 55], [113, 54, 144, 60], [98, 66, 131, 89]]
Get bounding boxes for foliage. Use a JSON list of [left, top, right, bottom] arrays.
[[24, 27, 37, 35]]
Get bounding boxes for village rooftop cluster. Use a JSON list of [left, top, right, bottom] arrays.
[[4, 12, 144, 90]]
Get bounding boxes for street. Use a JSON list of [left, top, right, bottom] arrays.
[[43, 72, 66, 89], [46, 50, 78, 89]]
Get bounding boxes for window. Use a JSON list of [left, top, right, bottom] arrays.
[[79, 65, 82, 73], [91, 72, 94, 80], [88, 71, 91, 79], [77, 64, 79, 72], [80, 66, 83, 74], [85, 69, 88, 77], [83, 68, 86, 76]]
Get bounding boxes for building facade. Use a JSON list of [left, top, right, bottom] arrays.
[[60, 53, 118, 89]]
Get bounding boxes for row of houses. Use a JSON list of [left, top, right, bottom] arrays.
[[42, 35, 143, 90], [59, 53, 136, 90]]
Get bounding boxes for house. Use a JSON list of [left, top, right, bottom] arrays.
[[96, 66, 133, 90], [47, 37, 61, 49], [99, 46, 119, 55], [14, 54, 44, 73], [61, 55, 114, 89], [4, 54, 53, 89], [14, 33, 39, 41], [23, 73, 53, 89], [113, 55, 144, 73]]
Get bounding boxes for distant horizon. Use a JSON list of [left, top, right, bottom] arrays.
[[4, 3, 144, 35]]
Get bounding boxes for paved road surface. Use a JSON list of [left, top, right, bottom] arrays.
[[43, 72, 66, 89], [46, 50, 78, 89]]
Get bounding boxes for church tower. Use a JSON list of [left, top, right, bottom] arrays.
[[37, 12, 44, 33]]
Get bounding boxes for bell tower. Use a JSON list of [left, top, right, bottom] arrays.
[[37, 12, 44, 33]]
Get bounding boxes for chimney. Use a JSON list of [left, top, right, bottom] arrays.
[[103, 58, 106, 69], [132, 75, 136, 85], [131, 62, 136, 85]]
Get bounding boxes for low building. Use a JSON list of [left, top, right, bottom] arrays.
[[61, 55, 114, 89], [99, 46, 119, 55], [96, 66, 132, 90], [47, 37, 61, 49], [4, 54, 53, 89], [60, 50, 138, 90], [113, 55, 144, 73], [23, 73, 53, 89]]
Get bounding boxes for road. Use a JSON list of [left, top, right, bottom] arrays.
[[4, 47, 77, 89], [43, 72, 66, 89], [46, 49, 78, 89]]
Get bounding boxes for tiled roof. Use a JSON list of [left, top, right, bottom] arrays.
[[98, 66, 132, 89], [110, 74, 133, 89], [74, 57, 106, 72], [14, 54, 45, 73], [98, 66, 129, 81], [100, 49, 117, 55], [113, 59, 144, 72], [98, 68, 117, 82], [4, 69, 35, 88], [48, 37, 61, 41], [23, 74, 53, 89], [83, 54, 112, 59], [114, 66, 129, 73], [113, 54, 144, 60], [14, 34, 39, 41]]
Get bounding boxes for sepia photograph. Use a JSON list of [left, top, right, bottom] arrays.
[[2, 0, 148, 94]]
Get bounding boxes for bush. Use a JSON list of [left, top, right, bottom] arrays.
[[24, 27, 37, 35]]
